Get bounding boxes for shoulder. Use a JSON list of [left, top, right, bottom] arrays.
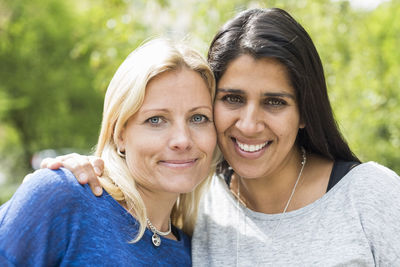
[[27, 167, 80, 187], [344, 163, 400, 264], [0, 168, 95, 237], [353, 161, 398, 176], [2, 168, 90, 215], [322, 161, 400, 220], [0, 169, 92, 266], [23, 168, 88, 197], [339, 162, 400, 210], [347, 161, 400, 189]]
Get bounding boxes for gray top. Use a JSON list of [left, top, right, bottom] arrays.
[[192, 162, 400, 266]]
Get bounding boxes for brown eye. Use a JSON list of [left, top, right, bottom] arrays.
[[223, 95, 243, 104], [266, 98, 286, 106]]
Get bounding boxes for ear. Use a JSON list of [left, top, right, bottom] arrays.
[[299, 117, 305, 129], [116, 127, 126, 152], [298, 113, 305, 129]]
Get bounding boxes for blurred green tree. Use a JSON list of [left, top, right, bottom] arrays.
[[324, 0, 400, 172], [0, 0, 104, 177], [0, 0, 399, 204]]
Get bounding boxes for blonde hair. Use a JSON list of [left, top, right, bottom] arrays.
[[95, 38, 219, 242]]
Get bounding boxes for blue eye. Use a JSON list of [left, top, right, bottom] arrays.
[[191, 114, 209, 123], [147, 116, 162, 124]]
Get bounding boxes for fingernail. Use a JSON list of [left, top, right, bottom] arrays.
[[78, 173, 88, 182], [94, 167, 101, 176], [94, 186, 103, 196]]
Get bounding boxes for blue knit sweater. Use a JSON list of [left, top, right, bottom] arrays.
[[0, 168, 191, 266]]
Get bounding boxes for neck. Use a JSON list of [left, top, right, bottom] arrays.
[[233, 148, 306, 214], [141, 189, 178, 232], [120, 187, 178, 232]]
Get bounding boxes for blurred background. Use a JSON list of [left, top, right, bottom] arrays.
[[1, 0, 399, 204]]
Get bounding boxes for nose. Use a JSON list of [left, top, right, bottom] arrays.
[[235, 104, 265, 135], [169, 122, 193, 151]]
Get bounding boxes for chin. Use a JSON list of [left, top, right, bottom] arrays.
[[165, 179, 204, 194], [235, 171, 264, 180], [229, 162, 267, 180]]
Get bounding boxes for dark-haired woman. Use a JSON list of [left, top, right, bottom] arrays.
[[35, 8, 400, 266]]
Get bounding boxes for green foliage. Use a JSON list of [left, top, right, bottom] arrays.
[[0, 0, 104, 172], [0, 184, 19, 205], [325, 1, 400, 172], [0, 0, 399, 202]]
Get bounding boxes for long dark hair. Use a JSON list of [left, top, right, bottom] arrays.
[[208, 8, 359, 176]]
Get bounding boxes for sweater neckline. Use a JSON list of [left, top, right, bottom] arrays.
[[101, 189, 186, 246], [221, 162, 369, 221]]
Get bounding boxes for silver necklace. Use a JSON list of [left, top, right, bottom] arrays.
[[146, 218, 172, 247], [235, 147, 307, 266]]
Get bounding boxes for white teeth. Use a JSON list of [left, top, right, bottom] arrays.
[[236, 140, 269, 152]]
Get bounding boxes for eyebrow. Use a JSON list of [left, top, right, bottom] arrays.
[[188, 106, 213, 112], [141, 105, 212, 114], [217, 88, 245, 94], [263, 92, 295, 100], [217, 88, 295, 99]]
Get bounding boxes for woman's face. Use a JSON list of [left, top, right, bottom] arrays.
[[121, 68, 216, 196], [214, 55, 304, 179]]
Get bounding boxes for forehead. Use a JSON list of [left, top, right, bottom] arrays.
[[218, 55, 294, 96], [141, 68, 212, 107]]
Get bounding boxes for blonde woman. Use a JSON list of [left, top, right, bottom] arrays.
[[0, 38, 218, 266]]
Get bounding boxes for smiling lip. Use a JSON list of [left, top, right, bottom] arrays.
[[159, 159, 198, 169], [232, 138, 271, 158]]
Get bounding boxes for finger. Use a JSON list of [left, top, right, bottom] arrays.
[[83, 159, 103, 196], [88, 156, 104, 176], [48, 154, 78, 169], [53, 153, 80, 163], [62, 157, 87, 183], [48, 159, 64, 169], [40, 157, 63, 169], [62, 156, 103, 197], [40, 157, 54, 168]]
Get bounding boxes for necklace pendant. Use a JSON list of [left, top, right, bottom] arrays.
[[152, 233, 161, 247]]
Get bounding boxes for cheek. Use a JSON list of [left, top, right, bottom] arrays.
[[272, 115, 301, 139], [124, 130, 158, 162], [124, 139, 157, 182], [125, 140, 146, 166], [214, 104, 232, 134], [193, 126, 217, 155]]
